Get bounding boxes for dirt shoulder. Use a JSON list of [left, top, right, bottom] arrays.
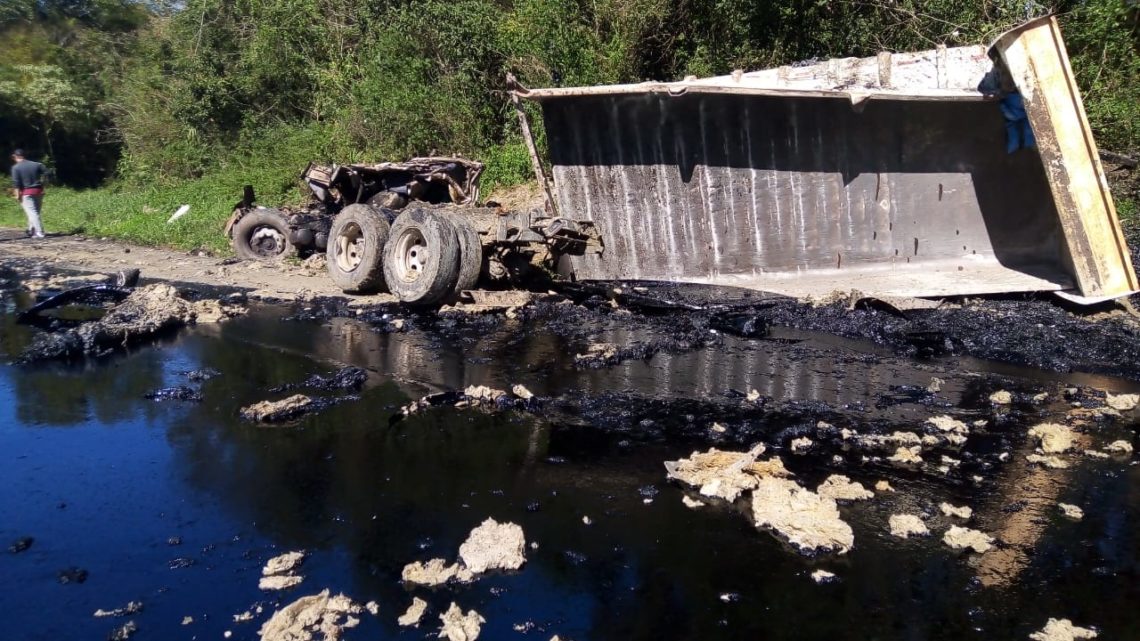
[[6, 226, 1140, 383], [0, 228, 393, 304]]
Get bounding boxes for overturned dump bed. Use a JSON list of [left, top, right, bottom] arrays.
[[518, 17, 1136, 302]]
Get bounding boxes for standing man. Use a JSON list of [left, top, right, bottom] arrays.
[[10, 149, 46, 239]]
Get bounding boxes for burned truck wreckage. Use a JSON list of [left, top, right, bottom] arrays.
[[229, 16, 1136, 307]]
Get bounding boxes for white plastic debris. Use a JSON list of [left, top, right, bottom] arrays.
[[989, 390, 1013, 405], [942, 525, 994, 553], [810, 569, 837, 584], [751, 477, 854, 555], [816, 475, 874, 501], [398, 597, 428, 627], [940, 503, 973, 519], [438, 603, 485, 641], [1104, 440, 1133, 454], [1029, 423, 1075, 454], [1058, 503, 1084, 520], [458, 519, 527, 574], [167, 204, 191, 224], [888, 514, 930, 539], [1028, 618, 1098, 641], [790, 437, 813, 453], [1104, 393, 1139, 412]]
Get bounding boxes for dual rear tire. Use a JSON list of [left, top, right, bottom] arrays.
[[326, 205, 481, 305]]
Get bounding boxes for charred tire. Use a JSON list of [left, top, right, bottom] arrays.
[[327, 204, 390, 293], [232, 209, 296, 261], [441, 212, 482, 293], [382, 209, 460, 306]]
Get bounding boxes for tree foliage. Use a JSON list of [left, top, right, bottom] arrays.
[[1, 0, 1138, 191]]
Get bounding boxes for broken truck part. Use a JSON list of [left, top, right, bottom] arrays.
[[227, 155, 602, 305], [514, 16, 1136, 303], [224, 157, 484, 262]]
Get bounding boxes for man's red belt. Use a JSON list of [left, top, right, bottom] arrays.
[[18, 187, 44, 196]]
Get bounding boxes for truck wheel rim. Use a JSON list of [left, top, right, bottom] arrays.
[[393, 228, 427, 283], [250, 226, 286, 257], [334, 223, 364, 272]]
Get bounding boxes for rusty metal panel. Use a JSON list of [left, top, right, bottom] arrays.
[[992, 16, 1139, 300], [542, 92, 1072, 294]]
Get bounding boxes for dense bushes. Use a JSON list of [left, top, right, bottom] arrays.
[[1, 0, 1137, 207]]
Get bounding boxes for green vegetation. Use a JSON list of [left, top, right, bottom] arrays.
[[1, 0, 1138, 251]]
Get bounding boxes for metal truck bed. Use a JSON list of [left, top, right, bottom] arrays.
[[517, 16, 1136, 302]]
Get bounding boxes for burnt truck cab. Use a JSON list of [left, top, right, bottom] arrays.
[[225, 157, 483, 260]]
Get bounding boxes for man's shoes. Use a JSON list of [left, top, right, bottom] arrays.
[[32, 233, 45, 239], [24, 228, 32, 238]]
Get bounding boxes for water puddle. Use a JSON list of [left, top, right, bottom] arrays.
[[1, 304, 1138, 640]]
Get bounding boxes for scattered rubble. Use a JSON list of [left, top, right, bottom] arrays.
[[438, 603, 485, 641], [816, 475, 874, 501], [989, 390, 1013, 405], [402, 558, 474, 587], [940, 503, 973, 520], [1026, 454, 1070, 469], [889, 514, 930, 538], [790, 437, 813, 453], [874, 481, 895, 492], [144, 386, 203, 402], [665, 445, 789, 502], [1028, 618, 1098, 641], [681, 496, 705, 509], [398, 597, 428, 627], [458, 519, 527, 574], [241, 395, 313, 423], [94, 602, 143, 617], [20, 284, 245, 362], [463, 385, 508, 404], [259, 575, 304, 591], [108, 621, 138, 640], [810, 569, 838, 584], [942, 526, 994, 554], [1105, 440, 1133, 454], [264, 551, 306, 576], [1058, 503, 1084, 520], [271, 367, 368, 393], [57, 567, 89, 584], [19, 272, 108, 293], [8, 537, 33, 553], [751, 477, 854, 555], [888, 446, 923, 464], [259, 550, 306, 591], [927, 415, 969, 435], [512, 384, 535, 400], [258, 590, 363, 641], [575, 342, 619, 367], [1104, 393, 1139, 412], [1029, 424, 1075, 454], [927, 415, 969, 446], [859, 431, 921, 447]]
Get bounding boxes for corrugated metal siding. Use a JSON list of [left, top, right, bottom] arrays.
[[543, 93, 1065, 283]]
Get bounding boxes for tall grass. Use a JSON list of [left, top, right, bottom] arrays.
[[0, 158, 308, 253], [0, 123, 542, 254]]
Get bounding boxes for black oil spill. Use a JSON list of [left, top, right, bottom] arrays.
[[2, 294, 1140, 640]]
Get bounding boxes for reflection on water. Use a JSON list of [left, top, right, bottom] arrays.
[[1, 306, 1139, 640]]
